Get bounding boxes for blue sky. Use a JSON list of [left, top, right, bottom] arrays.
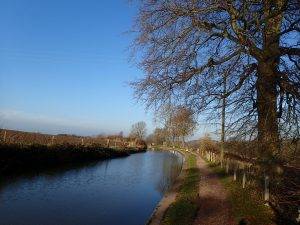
[[0, 0, 214, 137], [0, 0, 152, 135]]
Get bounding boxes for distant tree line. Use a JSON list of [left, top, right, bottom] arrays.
[[147, 105, 197, 147]]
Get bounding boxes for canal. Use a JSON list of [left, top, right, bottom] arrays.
[[0, 150, 183, 225]]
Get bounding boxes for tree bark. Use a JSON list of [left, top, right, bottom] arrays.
[[255, 0, 283, 159], [257, 61, 279, 159], [220, 74, 227, 167]]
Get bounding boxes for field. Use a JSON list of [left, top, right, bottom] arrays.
[[0, 129, 147, 177], [0, 129, 146, 148]]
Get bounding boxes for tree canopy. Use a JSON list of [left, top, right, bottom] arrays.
[[130, 121, 147, 140], [131, 0, 300, 160]]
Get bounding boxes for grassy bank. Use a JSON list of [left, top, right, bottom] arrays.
[[0, 143, 145, 176], [207, 162, 274, 225], [162, 154, 200, 225]]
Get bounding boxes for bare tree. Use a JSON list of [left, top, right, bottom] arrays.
[[171, 106, 197, 145], [220, 69, 228, 167], [131, 0, 300, 161], [130, 121, 147, 140], [154, 103, 176, 143], [154, 105, 197, 146], [148, 127, 168, 145]]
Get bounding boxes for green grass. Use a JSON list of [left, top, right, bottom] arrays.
[[162, 154, 200, 225], [208, 162, 274, 225]]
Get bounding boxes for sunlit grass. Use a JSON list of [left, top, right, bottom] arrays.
[[162, 154, 200, 225], [208, 162, 274, 225]]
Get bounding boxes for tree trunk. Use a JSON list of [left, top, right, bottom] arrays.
[[182, 136, 185, 148], [256, 0, 283, 160], [220, 74, 226, 167], [256, 62, 279, 159]]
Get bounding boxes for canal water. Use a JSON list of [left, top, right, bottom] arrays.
[[0, 151, 183, 225]]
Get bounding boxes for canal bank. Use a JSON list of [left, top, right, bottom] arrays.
[[147, 149, 200, 225]]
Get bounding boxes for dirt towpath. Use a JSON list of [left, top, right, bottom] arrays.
[[193, 156, 235, 225]]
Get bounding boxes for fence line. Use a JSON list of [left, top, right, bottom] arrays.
[[192, 147, 300, 224], [0, 129, 140, 149]]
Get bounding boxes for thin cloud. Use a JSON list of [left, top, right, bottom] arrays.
[[0, 109, 113, 136]]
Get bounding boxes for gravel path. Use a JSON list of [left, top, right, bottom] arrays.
[[193, 156, 235, 225]]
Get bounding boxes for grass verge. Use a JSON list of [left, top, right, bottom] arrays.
[[207, 162, 274, 225], [162, 154, 200, 225]]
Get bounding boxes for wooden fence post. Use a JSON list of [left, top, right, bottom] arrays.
[[242, 169, 246, 188], [296, 209, 300, 223], [3, 130, 6, 142], [233, 168, 236, 181], [81, 138, 84, 145], [51, 136, 54, 145], [264, 174, 270, 203], [247, 165, 252, 185], [226, 159, 229, 173], [233, 165, 237, 181]]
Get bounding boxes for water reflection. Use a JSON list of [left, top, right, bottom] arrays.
[[156, 152, 183, 194], [0, 151, 182, 225]]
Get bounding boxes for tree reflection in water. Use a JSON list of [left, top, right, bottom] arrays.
[[156, 151, 183, 194]]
